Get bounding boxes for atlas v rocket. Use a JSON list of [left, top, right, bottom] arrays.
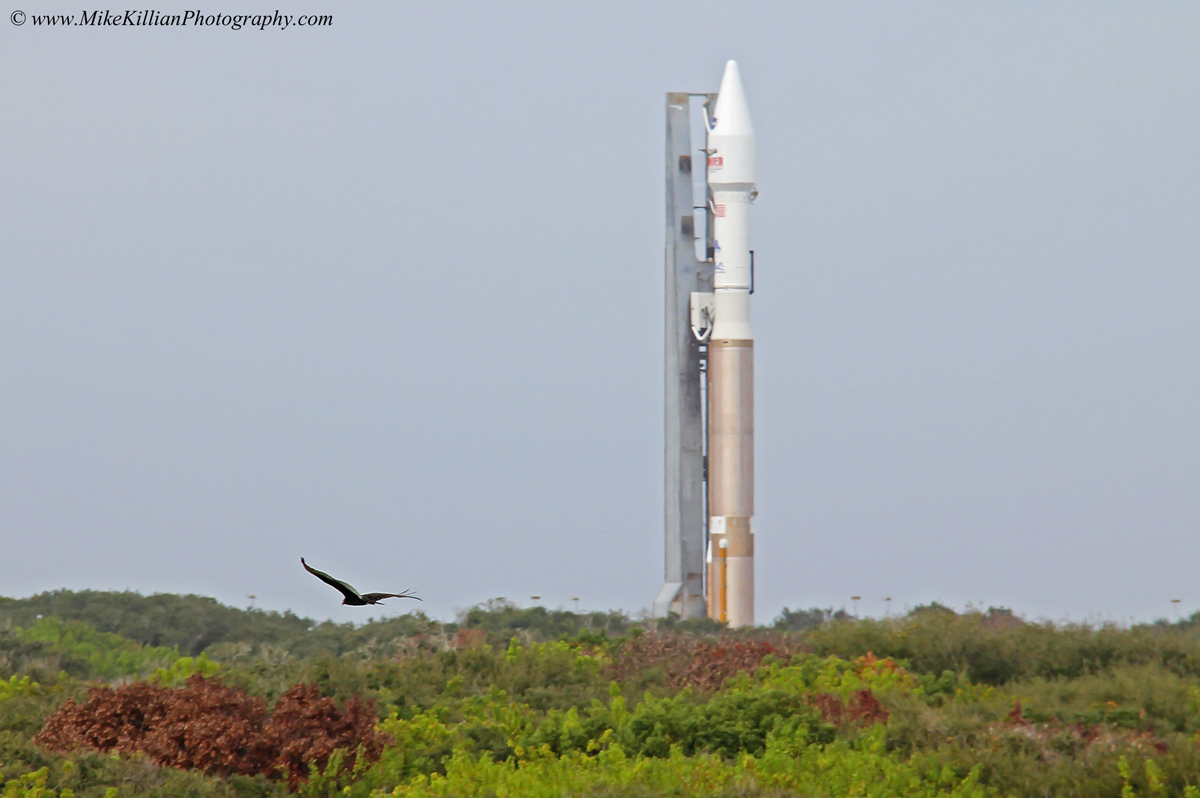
[[657, 61, 757, 627], [706, 61, 756, 628]]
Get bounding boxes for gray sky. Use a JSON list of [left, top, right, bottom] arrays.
[[2, 3, 1198, 625]]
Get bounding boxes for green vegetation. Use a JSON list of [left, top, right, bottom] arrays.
[[0, 590, 323, 656], [0, 591, 630, 659], [3, 592, 1200, 796]]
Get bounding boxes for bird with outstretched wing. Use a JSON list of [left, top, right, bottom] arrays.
[[301, 558, 421, 606]]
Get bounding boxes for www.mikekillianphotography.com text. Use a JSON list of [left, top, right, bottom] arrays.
[[14, 10, 330, 29]]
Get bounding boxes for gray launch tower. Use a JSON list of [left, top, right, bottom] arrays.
[[654, 92, 716, 621]]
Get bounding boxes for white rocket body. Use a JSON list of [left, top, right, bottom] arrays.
[[706, 61, 756, 628], [708, 60, 756, 302]]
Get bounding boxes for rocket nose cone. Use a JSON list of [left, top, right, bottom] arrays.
[[712, 60, 754, 136]]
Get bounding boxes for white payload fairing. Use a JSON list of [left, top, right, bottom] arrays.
[[706, 61, 756, 627]]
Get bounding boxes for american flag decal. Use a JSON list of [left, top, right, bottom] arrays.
[[714, 204, 726, 218]]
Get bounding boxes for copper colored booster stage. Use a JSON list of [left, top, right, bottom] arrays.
[[705, 61, 756, 628]]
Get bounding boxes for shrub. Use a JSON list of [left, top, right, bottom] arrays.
[[33, 675, 383, 789], [266, 683, 383, 787], [607, 633, 801, 692], [802, 609, 1200, 684]]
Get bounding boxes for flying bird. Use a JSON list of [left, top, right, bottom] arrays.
[[301, 558, 421, 606]]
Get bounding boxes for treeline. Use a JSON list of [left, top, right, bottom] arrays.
[[0, 591, 635, 659], [0, 590, 323, 655], [5, 590, 1200, 683]]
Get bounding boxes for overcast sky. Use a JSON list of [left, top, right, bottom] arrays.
[[2, 3, 1198, 625]]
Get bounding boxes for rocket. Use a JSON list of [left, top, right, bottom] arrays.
[[706, 61, 756, 628]]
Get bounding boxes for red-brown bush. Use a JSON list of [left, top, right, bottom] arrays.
[[808, 689, 889, 727], [452, 628, 488, 649], [607, 633, 801, 691], [266, 682, 382, 786], [34, 675, 383, 788]]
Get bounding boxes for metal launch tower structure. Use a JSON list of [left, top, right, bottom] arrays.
[[655, 62, 758, 627]]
